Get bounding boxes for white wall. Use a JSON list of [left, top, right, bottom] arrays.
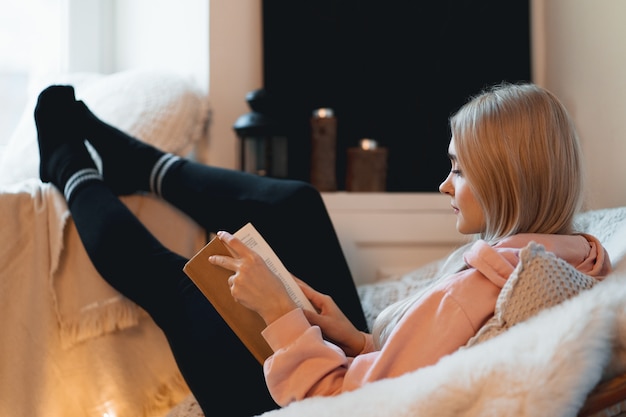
[[66, 0, 113, 73], [67, 0, 209, 88], [110, 0, 262, 168], [113, 0, 209, 91], [206, 0, 263, 169], [532, 0, 626, 210]]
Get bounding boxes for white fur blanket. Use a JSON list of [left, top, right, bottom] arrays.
[[0, 180, 205, 417], [252, 208, 626, 417], [257, 269, 626, 417]]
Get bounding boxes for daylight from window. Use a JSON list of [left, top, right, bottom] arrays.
[[0, 0, 64, 155]]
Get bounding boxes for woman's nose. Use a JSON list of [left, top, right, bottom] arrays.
[[439, 173, 453, 195]]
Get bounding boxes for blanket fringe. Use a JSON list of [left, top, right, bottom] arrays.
[[59, 295, 143, 349], [142, 371, 191, 417]]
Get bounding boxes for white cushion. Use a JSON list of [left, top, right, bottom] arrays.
[[465, 241, 598, 347], [0, 69, 210, 186]]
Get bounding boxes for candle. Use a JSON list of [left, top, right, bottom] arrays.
[[310, 108, 338, 191], [346, 139, 388, 192]]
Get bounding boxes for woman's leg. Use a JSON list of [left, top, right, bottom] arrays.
[[69, 182, 278, 416], [78, 99, 368, 332], [36, 86, 278, 416], [160, 164, 369, 332]]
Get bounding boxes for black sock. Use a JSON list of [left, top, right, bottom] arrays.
[[148, 153, 183, 197], [35, 85, 80, 184], [63, 165, 103, 204], [76, 100, 175, 195], [35, 85, 102, 201]]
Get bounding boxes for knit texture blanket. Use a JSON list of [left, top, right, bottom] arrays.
[[0, 180, 205, 417]]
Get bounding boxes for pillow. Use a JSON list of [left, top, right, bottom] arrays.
[[357, 258, 446, 331], [465, 241, 598, 347], [575, 206, 626, 267], [0, 69, 210, 186]]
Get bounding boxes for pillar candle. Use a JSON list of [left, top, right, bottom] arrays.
[[346, 139, 388, 192], [310, 108, 338, 191]]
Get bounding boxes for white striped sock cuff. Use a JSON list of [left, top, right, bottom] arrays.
[[149, 154, 181, 197], [64, 168, 102, 202]]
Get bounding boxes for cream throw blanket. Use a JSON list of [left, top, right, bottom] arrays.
[[0, 179, 205, 417]]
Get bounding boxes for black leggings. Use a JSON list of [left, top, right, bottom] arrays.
[[68, 160, 368, 416]]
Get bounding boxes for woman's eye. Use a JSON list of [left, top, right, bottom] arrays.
[[451, 169, 462, 176]]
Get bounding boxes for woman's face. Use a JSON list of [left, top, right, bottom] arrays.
[[439, 138, 486, 235]]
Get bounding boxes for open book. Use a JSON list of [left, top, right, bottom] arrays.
[[183, 222, 314, 364]]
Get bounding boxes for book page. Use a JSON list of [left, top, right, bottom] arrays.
[[234, 223, 315, 312]]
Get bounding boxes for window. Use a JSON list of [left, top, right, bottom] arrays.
[[0, 0, 66, 155], [0, 0, 208, 163]]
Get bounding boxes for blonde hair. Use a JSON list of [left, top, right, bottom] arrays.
[[371, 83, 584, 348]]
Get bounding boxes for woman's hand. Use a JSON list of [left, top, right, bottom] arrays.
[[296, 278, 366, 357], [208, 231, 298, 325]]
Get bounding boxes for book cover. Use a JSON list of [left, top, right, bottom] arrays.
[[183, 222, 313, 364]]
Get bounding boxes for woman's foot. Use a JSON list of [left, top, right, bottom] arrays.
[[35, 85, 80, 184], [34, 85, 101, 202], [76, 100, 179, 195]]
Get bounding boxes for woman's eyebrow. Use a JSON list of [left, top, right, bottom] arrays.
[[447, 152, 457, 161]]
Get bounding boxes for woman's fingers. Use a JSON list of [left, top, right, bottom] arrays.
[[208, 230, 258, 270], [208, 253, 238, 271], [216, 231, 245, 255]]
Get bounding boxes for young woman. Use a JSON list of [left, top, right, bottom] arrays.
[[206, 83, 612, 405], [35, 83, 611, 416]]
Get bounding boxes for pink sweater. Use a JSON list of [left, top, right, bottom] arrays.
[[261, 233, 612, 406]]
